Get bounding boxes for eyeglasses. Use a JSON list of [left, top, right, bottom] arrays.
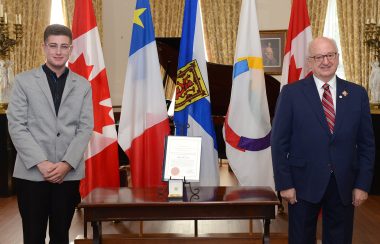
[[309, 52, 338, 63], [45, 43, 72, 52]]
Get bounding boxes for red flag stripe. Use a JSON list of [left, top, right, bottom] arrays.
[[284, 0, 311, 53], [281, 0, 313, 86], [126, 119, 170, 187], [80, 142, 119, 196], [72, 0, 97, 39]]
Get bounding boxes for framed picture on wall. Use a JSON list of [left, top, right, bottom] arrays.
[[259, 30, 287, 75]]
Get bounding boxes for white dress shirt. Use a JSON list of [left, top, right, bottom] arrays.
[[313, 75, 337, 111]]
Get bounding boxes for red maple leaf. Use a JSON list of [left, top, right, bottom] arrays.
[[69, 54, 115, 134], [69, 54, 94, 80], [288, 55, 303, 84], [90, 70, 115, 134]]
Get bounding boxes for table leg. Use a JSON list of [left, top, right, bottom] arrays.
[[139, 221, 144, 237], [277, 191, 285, 214], [262, 219, 270, 244], [194, 220, 198, 237], [92, 221, 102, 244], [84, 220, 87, 238], [249, 219, 253, 235]]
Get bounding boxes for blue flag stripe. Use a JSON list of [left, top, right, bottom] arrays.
[[189, 99, 217, 147], [233, 60, 249, 79], [174, 107, 189, 135], [177, 0, 198, 68], [129, 0, 155, 56], [175, 99, 218, 150]]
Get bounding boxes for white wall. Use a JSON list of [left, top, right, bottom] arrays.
[[103, 0, 292, 106], [103, 0, 135, 107]]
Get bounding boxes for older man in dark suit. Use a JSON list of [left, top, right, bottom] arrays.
[[271, 37, 375, 244]]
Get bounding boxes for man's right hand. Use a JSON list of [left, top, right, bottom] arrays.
[[37, 160, 55, 179], [280, 188, 297, 205]]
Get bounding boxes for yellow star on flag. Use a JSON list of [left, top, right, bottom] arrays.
[[134, 8, 146, 28]]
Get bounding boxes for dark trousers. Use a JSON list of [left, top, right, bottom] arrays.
[[15, 178, 80, 244], [288, 174, 354, 244]]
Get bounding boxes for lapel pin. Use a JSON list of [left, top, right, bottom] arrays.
[[342, 90, 348, 97]]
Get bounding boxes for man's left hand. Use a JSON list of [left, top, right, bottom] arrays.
[[352, 188, 368, 207]]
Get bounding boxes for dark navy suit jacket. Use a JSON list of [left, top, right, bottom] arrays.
[[271, 76, 375, 205]]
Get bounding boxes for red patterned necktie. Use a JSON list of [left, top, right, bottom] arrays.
[[322, 83, 335, 134]]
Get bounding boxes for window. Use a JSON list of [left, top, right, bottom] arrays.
[[323, 0, 345, 79], [50, 0, 65, 25]]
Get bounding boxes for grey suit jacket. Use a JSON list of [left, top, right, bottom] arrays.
[[7, 66, 94, 181]]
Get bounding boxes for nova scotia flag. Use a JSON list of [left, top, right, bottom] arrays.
[[174, 0, 219, 186]]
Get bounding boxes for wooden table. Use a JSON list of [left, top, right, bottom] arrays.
[[79, 186, 280, 244]]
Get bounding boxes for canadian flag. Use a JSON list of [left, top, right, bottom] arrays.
[[281, 0, 313, 86], [69, 0, 119, 197]]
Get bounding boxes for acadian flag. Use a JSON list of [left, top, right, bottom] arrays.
[[69, 0, 120, 197], [223, 0, 274, 188], [118, 0, 170, 187], [174, 0, 219, 186], [281, 0, 313, 86]]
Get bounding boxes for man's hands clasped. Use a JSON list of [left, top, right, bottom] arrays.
[[37, 161, 72, 184]]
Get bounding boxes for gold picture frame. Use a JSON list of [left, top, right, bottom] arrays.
[[260, 30, 287, 75]]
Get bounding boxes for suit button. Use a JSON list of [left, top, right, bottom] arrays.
[[328, 163, 333, 173], [57, 133, 60, 137]]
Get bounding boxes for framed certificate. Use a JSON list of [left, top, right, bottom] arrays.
[[162, 136, 202, 182]]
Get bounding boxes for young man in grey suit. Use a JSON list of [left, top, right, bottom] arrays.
[[7, 24, 93, 244], [271, 37, 375, 244]]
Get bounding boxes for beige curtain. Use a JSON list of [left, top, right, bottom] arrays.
[[151, 0, 240, 65], [337, 0, 372, 89], [6, 0, 51, 75], [201, 0, 329, 65], [307, 0, 329, 38], [201, 0, 241, 65], [61, 0, 103, 41], [150, 0, 184, 100], [150, 0, 184, 37]]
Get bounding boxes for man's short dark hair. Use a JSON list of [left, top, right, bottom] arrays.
[[44, 24, 72, 43]]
